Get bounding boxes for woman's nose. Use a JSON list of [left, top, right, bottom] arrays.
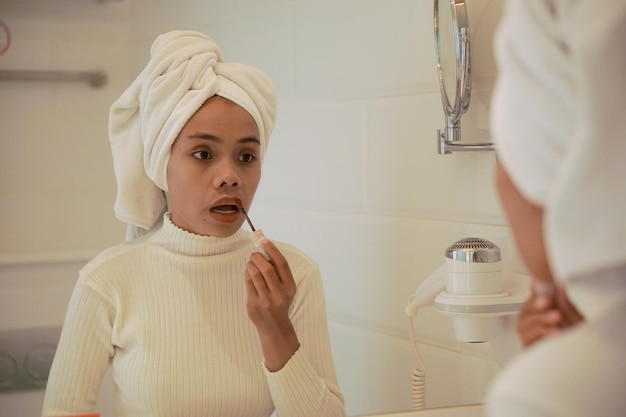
[[212, 159, 240, 188]]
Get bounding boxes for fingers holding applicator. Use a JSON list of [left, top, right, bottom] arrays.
[[237, 200, 270, 260]]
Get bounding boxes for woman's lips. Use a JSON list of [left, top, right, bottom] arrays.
[[209, 201, 241, 223]]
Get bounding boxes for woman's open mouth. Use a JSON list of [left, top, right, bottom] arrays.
[[211, 204, 239, 214], [209, 203, 241, 223]]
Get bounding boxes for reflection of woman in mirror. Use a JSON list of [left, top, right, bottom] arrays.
[[42, 30, 345, 417], [487, 1, 626, 416]]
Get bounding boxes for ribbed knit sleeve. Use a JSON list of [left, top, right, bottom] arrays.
[[262, 249, 345, 417], [43, 277, 115, 414]]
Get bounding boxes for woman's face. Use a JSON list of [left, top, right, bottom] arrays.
[[495, 161, 553, 282], [166, 96, 261, 237]]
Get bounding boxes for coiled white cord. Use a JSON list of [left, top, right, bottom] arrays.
[[408, 314, 426, 410], [411, 366, 426, 410]]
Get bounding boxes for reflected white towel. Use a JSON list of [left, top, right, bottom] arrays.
[[109, 30, 276, 236]]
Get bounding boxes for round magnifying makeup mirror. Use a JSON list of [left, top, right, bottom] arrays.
[[434, 0, 471, 131], [434, 0, 494, 154]]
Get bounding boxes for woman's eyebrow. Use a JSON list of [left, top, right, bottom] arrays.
[[189, 133, 260, 145]]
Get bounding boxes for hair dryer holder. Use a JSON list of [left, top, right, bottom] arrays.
[[406, 237, 528, 342]]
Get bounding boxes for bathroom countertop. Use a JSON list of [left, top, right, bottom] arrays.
[[352, 404, 484, 417]]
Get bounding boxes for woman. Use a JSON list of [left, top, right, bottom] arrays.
[[487, 1, 626, 416], [42, 30, 345, 417]]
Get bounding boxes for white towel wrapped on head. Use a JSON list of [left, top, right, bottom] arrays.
[[108, 30, 276, 237]]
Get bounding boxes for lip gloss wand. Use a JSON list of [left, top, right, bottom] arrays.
[[240, 204, 270, 260]]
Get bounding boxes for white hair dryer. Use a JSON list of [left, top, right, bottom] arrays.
[[406, 237, 527, 343]]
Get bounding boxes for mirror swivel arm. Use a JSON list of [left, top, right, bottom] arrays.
[[438, 121, 495, 155], [438, 128, 495, 154]]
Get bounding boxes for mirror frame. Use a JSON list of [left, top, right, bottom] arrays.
[[434, 0, 494, 154], [434, 0, 471, 130]]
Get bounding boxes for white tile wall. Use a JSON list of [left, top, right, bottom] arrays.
[[0, 0, 522, 416], [328, 320, 503, 416], [258, 101, 368, 209], [292, 0, 436, 100]]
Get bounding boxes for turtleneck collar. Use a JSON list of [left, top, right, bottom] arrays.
[[150, 212, 251, 257]]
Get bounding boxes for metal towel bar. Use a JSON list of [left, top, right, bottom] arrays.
[[0, 68, 107, 88]]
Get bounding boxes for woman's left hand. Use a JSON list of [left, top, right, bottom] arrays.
[[244, 237, 300, 371]]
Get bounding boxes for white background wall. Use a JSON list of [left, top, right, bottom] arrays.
[[0, 0, 527, 416]]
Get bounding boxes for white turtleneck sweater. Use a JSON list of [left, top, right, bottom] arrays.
[[42, 214, 345, 417]]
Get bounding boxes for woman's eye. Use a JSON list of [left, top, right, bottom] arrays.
[[193, 150, 211, 160], [239, 153, 256, 163]]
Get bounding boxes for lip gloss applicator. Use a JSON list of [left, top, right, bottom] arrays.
[[241, 207, 256, 232], [238, 200, 270, 260]]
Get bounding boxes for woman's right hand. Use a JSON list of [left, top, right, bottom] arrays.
[[517, 279, 584, 348], [244, 237, 300, 371]]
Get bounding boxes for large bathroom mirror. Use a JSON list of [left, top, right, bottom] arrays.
[[435, 0, 494, 154], [1, 1, 506, 416]]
